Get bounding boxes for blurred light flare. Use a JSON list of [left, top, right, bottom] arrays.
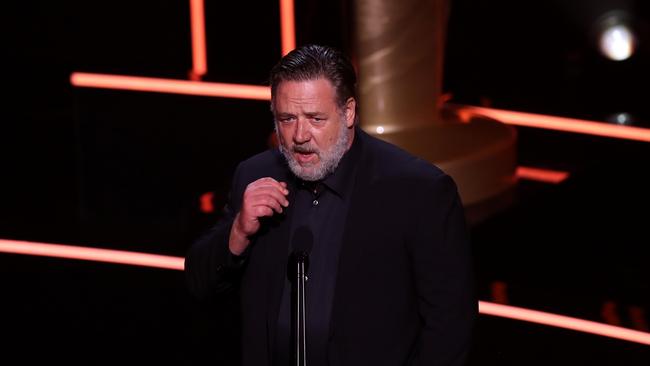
[[454, 105, 650, 143], [0, 239, 184, 270], [516, 166, 569, 184], [614, 112, 632, 125], [600, 24, 635, 61], [280, 0, 296, 55], [189, 0, 207, 78], [480, 301, 650, 346], [200, 192, 215, 213], [71, 72, 271, 100]]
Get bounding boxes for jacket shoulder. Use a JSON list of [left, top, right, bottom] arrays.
[[235, 148, 287, 184]]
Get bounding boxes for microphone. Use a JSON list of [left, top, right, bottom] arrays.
[[291, 226, 313, 271], [288, 226, 313, 282], [290, 226, 313, 366]]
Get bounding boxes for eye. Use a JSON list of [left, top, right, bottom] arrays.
[[278, 116, 295, 123]]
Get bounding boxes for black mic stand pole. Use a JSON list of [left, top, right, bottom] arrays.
[[295, 251, 308, 366]]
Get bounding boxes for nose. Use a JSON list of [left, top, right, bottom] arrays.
[[293, 119, 311, 144]]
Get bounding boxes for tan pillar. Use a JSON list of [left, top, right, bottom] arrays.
[[354, 0, 518, 214], [356, 0, 448, 130]]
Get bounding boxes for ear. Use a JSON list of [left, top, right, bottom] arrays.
[[344, 97, 356, 128]]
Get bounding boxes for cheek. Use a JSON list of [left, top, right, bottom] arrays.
[[325, 124, 341, 144], [310, 133, 331, 153], [276, 126, 292, 144]]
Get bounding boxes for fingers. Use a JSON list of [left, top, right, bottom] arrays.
[[250, 197, 282, 215], [243, 177, 290, 216], [248, 177, 289, 195], [254, 205, 275, 218], [246, 178, 290, 210], [250, 187, 289, 209], [232, 178, 290, 247]]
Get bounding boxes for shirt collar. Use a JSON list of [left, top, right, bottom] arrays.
[[292, 128, 362, 198], [319, 130, 361, 198]]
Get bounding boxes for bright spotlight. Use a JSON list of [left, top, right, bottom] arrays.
[[600, 25, 635, 60], [597, 12, 636, 61], [606, 112, 634, 126], [615, 112, 630, 124]]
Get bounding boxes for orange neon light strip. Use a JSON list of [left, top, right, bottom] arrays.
[[0, 239, 184, 271], [479, 301, 650, 345], [455, 105, 650, 143], [2, 239, 650, 345], [516, 166, 570, 184], [189, 0, 208, 78], [279, 0, 296, 55], [70, 72, 271, 100]]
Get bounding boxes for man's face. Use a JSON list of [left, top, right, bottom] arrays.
[[273, 78, 356, 181]]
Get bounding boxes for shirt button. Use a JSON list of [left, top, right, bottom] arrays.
[[312, 199, 319, 206]]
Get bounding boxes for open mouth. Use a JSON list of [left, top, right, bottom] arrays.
[[294, 151, 317, 164]]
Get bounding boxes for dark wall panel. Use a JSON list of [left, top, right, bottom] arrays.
[[76, 89, 274, 254]]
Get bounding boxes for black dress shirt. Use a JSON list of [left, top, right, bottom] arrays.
[[274, 136, 361, 366]]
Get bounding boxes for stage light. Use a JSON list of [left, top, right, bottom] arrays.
[[597, 12, 636, 61], [611, 112, 632, 125], [364, 124, 399, 135]]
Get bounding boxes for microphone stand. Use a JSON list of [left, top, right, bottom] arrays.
[[295, 251, 308, 366]]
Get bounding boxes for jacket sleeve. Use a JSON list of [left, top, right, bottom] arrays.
[[184, 163, 248, 300], [409, 173, 476, 366]]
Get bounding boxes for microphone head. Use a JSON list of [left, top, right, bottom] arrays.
[[291, 226, 313, 257], [288, 226, 313, 281]]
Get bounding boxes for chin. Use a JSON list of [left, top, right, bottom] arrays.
[[297, 161, 318, 169], [295, 165, 325, 181], [298, 166, 317, 176]]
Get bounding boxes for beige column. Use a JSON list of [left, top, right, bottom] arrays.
[[354, 0, 517, 217], [356, 0, 448, 129]]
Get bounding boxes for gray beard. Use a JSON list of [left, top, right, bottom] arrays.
[[278, 122, 350, 181]]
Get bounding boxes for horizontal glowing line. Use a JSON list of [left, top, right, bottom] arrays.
[[70, 72, 271, 100], [2, 239, 649, 345], [190, 0, 207, 78], [516, 166, 569, 184], [0, 239, 184, 271], [280, 0, 296, 55], [479, 301, 650, 345], [455, 105, 650, 142]]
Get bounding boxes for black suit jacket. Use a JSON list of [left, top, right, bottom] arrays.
[[185, 128, 476, 366]]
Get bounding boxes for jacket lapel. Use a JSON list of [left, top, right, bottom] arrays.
[[328, 130, 375, 340]]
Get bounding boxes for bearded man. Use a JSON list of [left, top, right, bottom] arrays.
[[185, 44, 475, 366]]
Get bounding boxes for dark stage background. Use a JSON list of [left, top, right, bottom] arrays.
[[2, 1, 650, 364]]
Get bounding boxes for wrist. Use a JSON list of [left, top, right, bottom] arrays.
[[229, 213, 250, 255]]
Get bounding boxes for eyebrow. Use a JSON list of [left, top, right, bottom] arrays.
[[305, 112, 327, 118], [275, 111, 327, 118]]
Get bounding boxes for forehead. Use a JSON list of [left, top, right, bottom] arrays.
[[273, 78, 338, 111]]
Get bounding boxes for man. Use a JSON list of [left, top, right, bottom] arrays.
[[185, 44, 475, 366]]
